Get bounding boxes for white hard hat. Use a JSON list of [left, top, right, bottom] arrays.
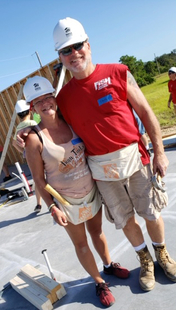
[[53, 17, 88, 51], [23, 76, 55, 102], [15, 99, 30, 114], [168, 67, 176, 73]]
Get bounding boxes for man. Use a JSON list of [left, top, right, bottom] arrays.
[[167, 66, 176, 115], [52, 17, 176, 293]]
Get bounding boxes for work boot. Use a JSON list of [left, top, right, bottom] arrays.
[[153, 244, 176, 282], [136, 246, 155, 291]]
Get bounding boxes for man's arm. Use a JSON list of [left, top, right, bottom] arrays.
[[16, 127, 32, 148], [126, 71, 169, 177], [12, 139, 24, 153], [168, 93, 172, 108]]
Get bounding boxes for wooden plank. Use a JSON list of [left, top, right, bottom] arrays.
[[55, 285, 67, 300], [18, 272, 55, 304], [10, 274, 53, 310], [20, 264, 66, 301], [0, 84, 23, 174], [20, 264, 60, 292]]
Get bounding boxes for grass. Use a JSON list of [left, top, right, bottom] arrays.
[[141, 72, 175, 128]]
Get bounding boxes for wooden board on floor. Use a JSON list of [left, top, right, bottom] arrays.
[[10, 274, 53, 310], [10, 264, 66, 310], [20, 264, 66, 301]]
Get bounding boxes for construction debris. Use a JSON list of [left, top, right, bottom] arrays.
[[10, 264, 66, 310]]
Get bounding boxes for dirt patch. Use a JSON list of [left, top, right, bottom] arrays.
[[160, 125, 176, 138], [146, 125, 176, 142]]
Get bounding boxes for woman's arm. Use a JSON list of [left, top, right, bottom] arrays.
[[25, 132, 68, 226]]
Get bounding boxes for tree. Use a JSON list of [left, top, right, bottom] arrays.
[[119, 55, 155, 87], [119, 55, 137, 76], [156, 51, 176, 72], [171, 49, 176, 54], [119, 49, 176, 87], [144, 61, 157, 75]]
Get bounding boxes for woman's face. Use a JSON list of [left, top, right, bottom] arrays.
[[32, 93, 57, 116]]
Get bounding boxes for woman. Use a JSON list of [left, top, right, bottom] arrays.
[[23, 76, 129, 308]]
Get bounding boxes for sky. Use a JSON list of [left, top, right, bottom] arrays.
[[0, 0, 175, 92]]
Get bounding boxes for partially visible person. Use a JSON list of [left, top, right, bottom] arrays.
[[53, 62, 63, 88], [167, 66, 176, 115], [0, 146, 13, 182], [133, 110, 152, 156], [13, 99, 42, 213], [23, 75, 129, 308]]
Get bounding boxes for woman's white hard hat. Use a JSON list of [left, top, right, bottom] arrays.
[[53, 17, 88, 51], [23, 76, 55, 103]]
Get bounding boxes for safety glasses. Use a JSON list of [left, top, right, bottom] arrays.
[[58, 41, 85, 56], [33, 95, 54, 107]]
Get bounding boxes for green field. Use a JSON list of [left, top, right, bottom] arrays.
[[141, 72, 175, 128]]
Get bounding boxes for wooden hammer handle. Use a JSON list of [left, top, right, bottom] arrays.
[[44, 184, 70, 206]]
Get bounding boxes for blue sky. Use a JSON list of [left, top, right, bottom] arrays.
[[0, 0, 175, 91]]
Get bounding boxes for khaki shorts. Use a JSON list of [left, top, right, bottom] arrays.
[[96, 164, 168, 229]]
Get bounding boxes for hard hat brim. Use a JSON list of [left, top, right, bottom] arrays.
[[55, 34, 88, 51], [26, 89, 55, 103]]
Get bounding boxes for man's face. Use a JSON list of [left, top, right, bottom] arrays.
[[59, 41, 92, 77], [168, 71, 176, 81]]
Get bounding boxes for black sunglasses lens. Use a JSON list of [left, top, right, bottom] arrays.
[[59, 47, 72, 56], [59, 42, 84, 56], [73, 42, 84, 51]]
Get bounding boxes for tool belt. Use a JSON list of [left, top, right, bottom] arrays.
[[88, 143, 143, 181], [57, 184, 102, 225]]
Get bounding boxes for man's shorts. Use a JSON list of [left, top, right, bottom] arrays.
[[96, 164, 168, 229]]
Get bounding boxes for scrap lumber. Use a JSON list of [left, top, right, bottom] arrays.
[[10, 274, 53, 310], [10, 264, 66, 310], [20, 264, 66, 302]]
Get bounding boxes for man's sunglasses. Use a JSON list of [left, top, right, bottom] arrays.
[[58, 41, 85, 56], [168, 71, 175, 75]]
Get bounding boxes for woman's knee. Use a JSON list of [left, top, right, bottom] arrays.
[[75, 241, 90, 254], [86, 209, 102, 235]]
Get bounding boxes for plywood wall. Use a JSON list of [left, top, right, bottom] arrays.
[[0, 59, 72, 165]]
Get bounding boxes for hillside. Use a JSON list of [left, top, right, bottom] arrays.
[[141, 72, 176, 132]]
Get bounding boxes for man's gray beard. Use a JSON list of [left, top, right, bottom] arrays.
[[68, 56, 91, 73]]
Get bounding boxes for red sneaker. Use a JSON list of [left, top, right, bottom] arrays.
[[96, 282, 115, 307], [104, 262, 130, 279]]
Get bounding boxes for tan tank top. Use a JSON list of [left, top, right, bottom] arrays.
[[35, 125, 94, 198]]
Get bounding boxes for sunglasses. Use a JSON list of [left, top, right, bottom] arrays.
[[58, 41, 85, 56], [169, 71, 175, 75]]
